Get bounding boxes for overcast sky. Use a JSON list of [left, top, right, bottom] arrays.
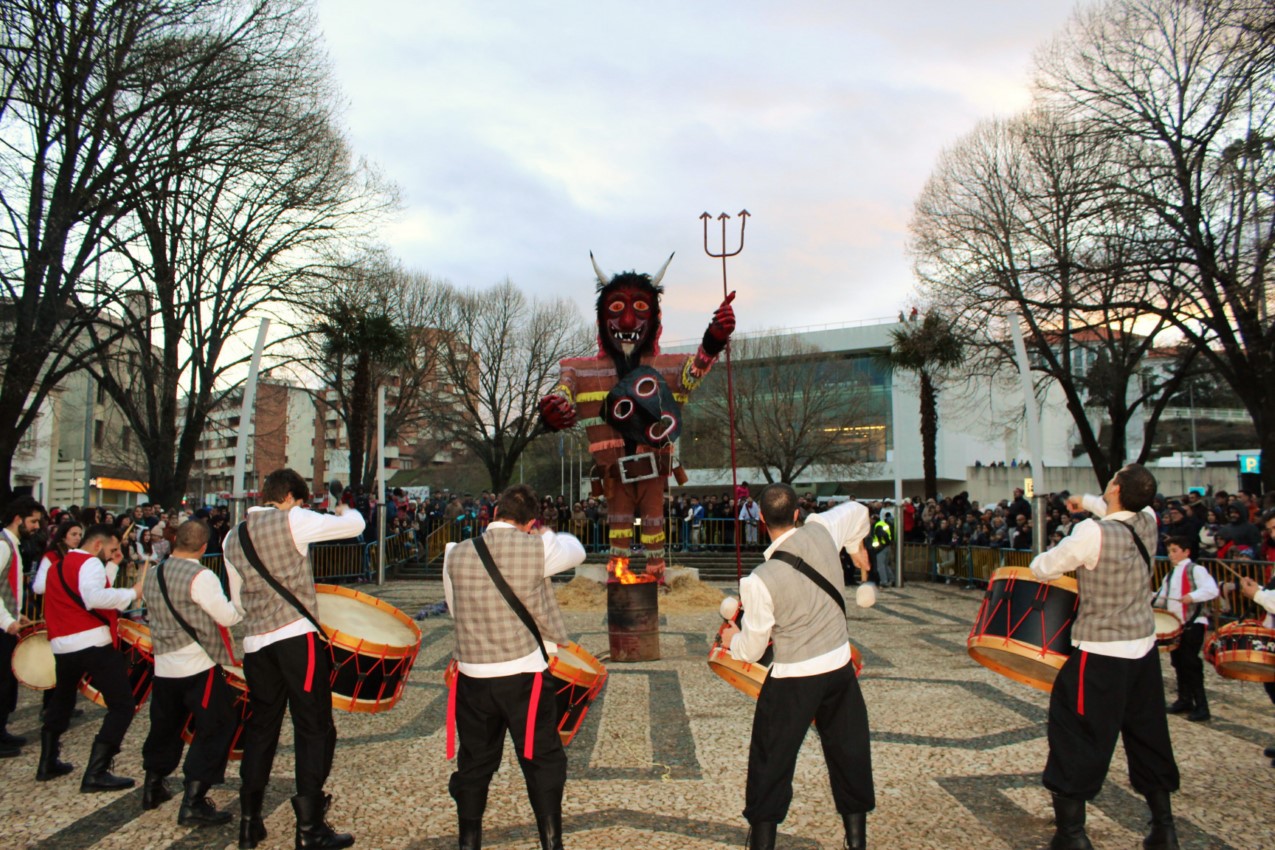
[[312, 1, 1087, 342]]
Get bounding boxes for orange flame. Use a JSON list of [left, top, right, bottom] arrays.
[[607, 555, 655, 584]]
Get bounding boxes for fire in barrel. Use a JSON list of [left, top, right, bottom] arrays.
[[606, 556, 660, 662]]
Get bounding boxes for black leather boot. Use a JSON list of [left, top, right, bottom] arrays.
[[842, 812, 866, 850], [745, 821, 776, 850], [35, 729, 73, 781], [239, 789, 268, 849], [80, 738, 135, 792], [0, 725, 27, 747], [1186, 688, 1210, 722], [458, 817, 482, 850], [292, 792, 354, 849], [1142, 789, 1179, 850], [1164, 696, 1191, 714], [1049, 794, 1093, 850], [142, 771, 173, 810], [179, 779, 233, 826], [535, 810, 564, 850]]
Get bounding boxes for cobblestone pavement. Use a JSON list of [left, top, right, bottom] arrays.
[[1, 581, 1269, 849]]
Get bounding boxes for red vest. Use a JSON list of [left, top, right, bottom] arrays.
[[44, 550, 118, 642]]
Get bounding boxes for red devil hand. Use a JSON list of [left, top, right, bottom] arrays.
[[538, 394, 576, 430], [703, 291, 736, 355], [709, 291, 737, 342]]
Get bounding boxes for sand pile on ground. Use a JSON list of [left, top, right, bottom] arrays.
[[554, 571, 725, 612]]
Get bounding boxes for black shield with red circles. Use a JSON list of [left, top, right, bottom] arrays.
[[602, 366, 682, 448]]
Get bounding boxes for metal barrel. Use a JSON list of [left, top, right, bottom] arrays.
[[606, 581, 660, 662]]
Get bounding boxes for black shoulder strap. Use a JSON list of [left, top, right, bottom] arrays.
[[157, 561, 205, 648], [236, 522, 325, 637], [1114, 519, 1153, 571], [770, 549, 847, 615], [56, 556, 112, 629], [471, 534, 549, 663]]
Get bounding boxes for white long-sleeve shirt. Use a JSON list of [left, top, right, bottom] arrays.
[[155, 567, 244, 678], [1251, 587, 1275, 629], [0, 530, 23, 631], [443, 522, 586, 677], [224, 505, 366, 653], [1153, 559, 1218, 626], [731, 499, 869, 677], [48, 550, 139, 654], [1030, 494, 1156, 659]]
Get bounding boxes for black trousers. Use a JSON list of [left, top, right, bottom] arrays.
[[143, 668, 236, 784], [43, 645, 134, 748], [449, 670, 566, 821], [0, 631, 17, 727], [744, 659, 874, 824], [1044, 648, 1180, 800], [240, 633, 336, 798], [1168, 623, 1206, 699]]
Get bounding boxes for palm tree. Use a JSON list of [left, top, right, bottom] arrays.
[[886, 312, 964, 500], [315, 305, 408, 489]]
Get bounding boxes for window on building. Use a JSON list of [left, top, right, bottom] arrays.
[[122, 430, 131, 451], [94, 420, 105, 449], [96, 384, 106, 405]]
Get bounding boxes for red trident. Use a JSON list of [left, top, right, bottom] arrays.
[[701, 210, 748, 582]]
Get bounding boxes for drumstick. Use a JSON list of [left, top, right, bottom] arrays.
[[1213, 561, 1249, 583]]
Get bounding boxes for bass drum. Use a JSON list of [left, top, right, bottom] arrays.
[[967, 567, 1077, 692]]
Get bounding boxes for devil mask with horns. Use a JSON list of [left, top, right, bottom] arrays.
[[538, 253, 736, 580]]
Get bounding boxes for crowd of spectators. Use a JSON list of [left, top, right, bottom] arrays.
[[896, 485, 1275, 565]]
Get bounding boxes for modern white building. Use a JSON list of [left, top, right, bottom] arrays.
[[665, 317, 1253, 504]]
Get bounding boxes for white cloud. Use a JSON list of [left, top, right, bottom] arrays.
[[314, 0, 1084, 339]]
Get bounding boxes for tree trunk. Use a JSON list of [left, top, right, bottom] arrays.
[[919, 371, 939, 500]]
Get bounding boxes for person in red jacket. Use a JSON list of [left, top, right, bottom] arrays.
[[38, 525, 144, 791]]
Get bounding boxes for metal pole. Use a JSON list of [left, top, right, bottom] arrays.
[[231, 318, 271, 526], [377, 384, 386, 585], [890, 366, 904, 588], [1006, 313, 1046, 555]]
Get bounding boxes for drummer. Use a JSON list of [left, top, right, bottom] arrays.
[[443, 483, 585, 850], [221, 468, 364, 850], [140, 519, 242, 826], [39, 524, 144, 790], [1154, 536, 1218, 722], [1239, 512, 1275, 768], [718, 484, 874, 850], [1029, 465, 1180, 849], [1, 496, 46, 759]]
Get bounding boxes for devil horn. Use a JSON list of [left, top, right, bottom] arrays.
[[651, 252, 675, 288], [590, 252, 609, 287]]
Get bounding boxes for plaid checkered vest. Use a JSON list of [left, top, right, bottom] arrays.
[[1072, 512, 1157, 643], [223, 509, 318, 637], [144, 556, 233, 666], [753, 522, 849, 665], [449, 527, 568, 665], [0, 534, 18, 618]]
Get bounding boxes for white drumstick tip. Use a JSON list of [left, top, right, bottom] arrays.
[[720, 596, 741, 621], [856, 583, 877, 608]]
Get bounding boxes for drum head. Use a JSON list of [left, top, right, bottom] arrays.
[[551, 641, 602, 687], [315, 585, 420, 653], [1153, 610, 1182, 633], [13, 630, 56, 690]]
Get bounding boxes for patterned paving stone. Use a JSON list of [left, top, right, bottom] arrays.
[[1, 581, 1268, 849]]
